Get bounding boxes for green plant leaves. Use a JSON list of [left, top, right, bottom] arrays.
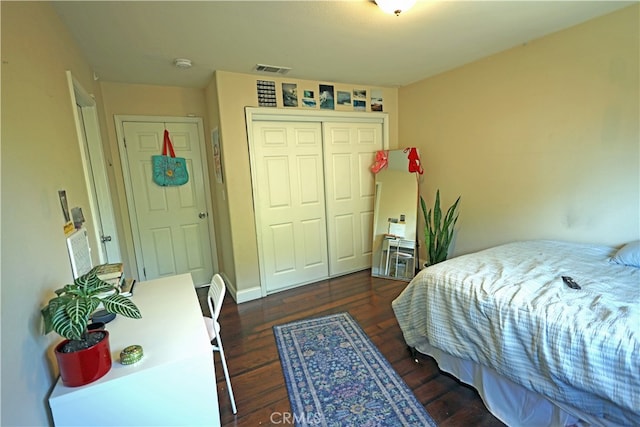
[[77, 271, 113, 294], [421, 190, 461, 267], [41, 270, 142, 342], [45, 293, 101, 340], [102, 294, 142, 319]]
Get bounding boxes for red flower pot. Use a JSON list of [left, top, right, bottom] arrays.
[[55, 330, 112, 387]]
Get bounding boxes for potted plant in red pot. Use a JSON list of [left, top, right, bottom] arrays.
[[41, 268, 141, 387]]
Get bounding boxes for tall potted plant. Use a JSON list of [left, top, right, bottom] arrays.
[[41, 268, 141, 387], [420, 190, 461, 267]]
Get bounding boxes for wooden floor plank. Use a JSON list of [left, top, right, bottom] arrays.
[[198, 270, 506, 426]]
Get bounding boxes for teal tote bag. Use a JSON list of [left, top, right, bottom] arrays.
[[152, 130, 189, 187]]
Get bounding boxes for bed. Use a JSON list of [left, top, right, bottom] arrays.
[[392, 240, 640, 426]]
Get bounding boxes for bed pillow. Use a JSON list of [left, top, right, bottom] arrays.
[[610, 240, 640, 268]]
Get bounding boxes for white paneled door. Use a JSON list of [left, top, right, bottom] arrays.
[[251, 121, 329, 293], [121, 120, 214, 286], [323, 122, 380, 276]]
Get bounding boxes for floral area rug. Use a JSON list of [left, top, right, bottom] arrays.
[[273, 312, 437, 426]]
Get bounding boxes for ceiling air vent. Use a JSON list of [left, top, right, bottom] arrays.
[[254, 64, 291, 75]]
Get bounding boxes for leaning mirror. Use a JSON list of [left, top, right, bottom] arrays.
[[371, 148, 420, 281]]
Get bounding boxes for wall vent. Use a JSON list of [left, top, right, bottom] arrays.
[[254, 64, 291, 74]]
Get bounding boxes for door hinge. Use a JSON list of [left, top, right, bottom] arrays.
[[143, 267, 146, 279]]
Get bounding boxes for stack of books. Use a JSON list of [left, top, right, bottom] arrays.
[[94, 262, 123, 284], [94, 262, 136, 297]]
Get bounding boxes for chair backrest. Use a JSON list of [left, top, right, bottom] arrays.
[[207, 274, 227, 322], [388, 222, 406, 238]]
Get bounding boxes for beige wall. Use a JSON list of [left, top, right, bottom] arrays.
[[400, 5, 639, 260], [204, 74, 236, 289], [97, 82, 211, 280], [208, 71, 398, 298], [1, 2, 102, 425]]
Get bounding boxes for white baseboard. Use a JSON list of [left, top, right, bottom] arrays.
[[214, 271, 263, 303], [232, 286, 262, 303]]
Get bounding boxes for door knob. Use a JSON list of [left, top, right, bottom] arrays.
[[198, 212, 208, 219]]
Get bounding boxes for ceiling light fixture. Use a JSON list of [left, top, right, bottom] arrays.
[[375, 0, 416, 16], [173, 58, 192, 69]]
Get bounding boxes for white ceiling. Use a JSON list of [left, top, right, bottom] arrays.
[[53, 1, 634, 89]]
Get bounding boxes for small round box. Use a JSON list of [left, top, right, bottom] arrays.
[[120, 345, 144, 365]]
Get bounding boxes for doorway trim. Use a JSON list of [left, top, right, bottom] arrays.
[[114, 115, 218, 281], [246, 107, 390, 131], [245, 107, 389, 297], [66, 71, 121, 263]]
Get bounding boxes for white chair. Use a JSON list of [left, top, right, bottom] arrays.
[[387, 239, 416, 279], [203, 274, 237, 414]]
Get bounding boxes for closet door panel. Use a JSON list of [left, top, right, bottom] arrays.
[[323, 122, 382, 276], [334, 214, 356, 261], [298, 156, 322, 204], [251, 121, 329, 293], [301, 218, 326, 267], [331, 154, 353, 200], [361, 211, 374, 254], [265, 157, 291, 207], [270, 223, 295, 273], [358, 152, 376, 198]]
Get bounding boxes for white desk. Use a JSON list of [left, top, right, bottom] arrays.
[[48, 274, 220, 426]]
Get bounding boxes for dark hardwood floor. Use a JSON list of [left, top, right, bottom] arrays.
[[197, 270, 506, 426]]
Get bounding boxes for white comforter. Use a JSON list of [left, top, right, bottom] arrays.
[[392, 240, 640, 426]]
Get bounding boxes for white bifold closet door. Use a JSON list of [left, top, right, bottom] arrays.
[[251, 120, 382, 294], [251, 121, 329, 293], [322, 122, 379, 277]]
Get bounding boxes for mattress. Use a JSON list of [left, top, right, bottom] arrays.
[[392, 240, 640, 426]]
